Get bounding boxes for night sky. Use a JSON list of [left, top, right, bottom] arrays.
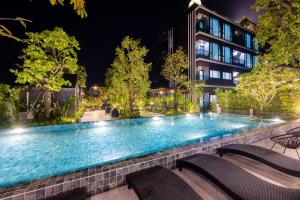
[[0, 0, 258, 88]]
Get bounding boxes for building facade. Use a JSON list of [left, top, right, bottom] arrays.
[[185, 1, 259, 108]]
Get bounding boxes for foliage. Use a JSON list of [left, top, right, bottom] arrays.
[[0, 84, 20, 126], [11, 27, 80, 91], [236, 66, 300, 111], [49, 0, 87, 18], [214, 87, 300, 118], [161, 47, 189, 89], [119, 109, 140, 119], [0, 17, 31, 41], [11, 27, 80, 118], [105, 36, 151, 115], [76, 65, 87, 89], [185, 80, 204, 103], [60, 95, 76, 117], [26, 117, 76, 127], [75, 98, 87, 121], [214, 89, 253, 111], [253, 0, 300, 67], [146, 92, 200, 115]]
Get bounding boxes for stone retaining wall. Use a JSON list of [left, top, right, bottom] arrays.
[[1, 119, 299, 200]]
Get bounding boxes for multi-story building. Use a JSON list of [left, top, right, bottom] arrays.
[[187, 0, 259, 108]]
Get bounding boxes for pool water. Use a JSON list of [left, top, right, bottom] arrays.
[[0, 113, 282, 187]]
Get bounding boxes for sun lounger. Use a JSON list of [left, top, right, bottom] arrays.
[[126, 166, 203, 200], [217, 144, 300, 177], [177, 154, 300, 200]]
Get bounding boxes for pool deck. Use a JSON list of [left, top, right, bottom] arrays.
[[80, 110, 163, 122], [89, 139, 300, 200]]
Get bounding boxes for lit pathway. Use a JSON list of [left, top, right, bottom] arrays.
[[80, 110, 164, 122]]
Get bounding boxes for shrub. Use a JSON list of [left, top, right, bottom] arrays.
[[0, 84, 20, 126]]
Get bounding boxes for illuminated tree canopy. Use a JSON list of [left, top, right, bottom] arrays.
[[236, 66, 300, 111], [11, 27, 80, 118], [105, 36, 151, 114], [253, 0, 300, 67]]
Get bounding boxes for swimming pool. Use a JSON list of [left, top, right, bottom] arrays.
[[0, 113, 282, 188]]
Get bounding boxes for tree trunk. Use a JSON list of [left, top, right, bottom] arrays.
[[44, 89, 52, 119]]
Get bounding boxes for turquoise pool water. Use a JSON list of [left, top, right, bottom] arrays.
[[0, 113, 282, 188]]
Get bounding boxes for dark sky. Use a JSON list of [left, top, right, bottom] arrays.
[[0, 0, 258, 88]]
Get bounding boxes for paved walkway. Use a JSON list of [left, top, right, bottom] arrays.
[[80, 110, 164, 123], [88, 139, 300, 200]]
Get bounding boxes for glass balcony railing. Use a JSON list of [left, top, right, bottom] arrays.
[[196, 49, 209, 58]]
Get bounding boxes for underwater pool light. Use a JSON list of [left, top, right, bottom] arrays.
[[95, 121, 106, 127], [10, 128, 26, 134]]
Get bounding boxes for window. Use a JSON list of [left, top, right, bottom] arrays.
[[222, 72, 232, 80], [210, 70, 220, 79], [197, 14, 209, 32], [245, 53, 252, 68], [233, 72, 240, 84], [210, 17, 220, 37], [233, 29, 245, 45], [196, 40, 209, 57], [253, 38, 259, 51], [232, 50, 245, 65], [222, 46, 231, 64], [222, 23, 232, 41], [245, 33, 251, 49], [210, 94, 217, 103], [253, 56, 259, 67], [210, 42, 220, 61], [233, 72, 239, 77], [199, 70, 204, 80]]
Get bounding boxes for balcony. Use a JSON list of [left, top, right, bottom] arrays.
[[196, 49, 209, 59], [196, 21, 210, 34]]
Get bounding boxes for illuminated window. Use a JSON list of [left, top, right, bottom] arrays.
[[253, 38, 259, 51], [245, 33, 251, 48], [232, 50, 245, 65], [196, 40, 209, 57], [222, 23, 232, 41], [222, 46, 231, 64], [199, 70, 204, 80], [210, 17, 220, 37], [222, 72, 232, 80], [210, 70, 220, 79], [210, 94, 217, 103], [245, 53, 252, 68], [210, 43, 220, 61]]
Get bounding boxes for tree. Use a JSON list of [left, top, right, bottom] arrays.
[[76, 65, 87, 100], [253, 0, 300, 67], [0, 17, 31, 41], [11, 27, 80, 119], [0, 84, 20, 126], [185, 80, 204, 103], [0, 0, 87, 41], [105, 36, 151, 115], [236, 66, 300, 111], [76, 65, 87, 89], [161, 47, 189, 111], [161, 47, 189, 89], [49, 0, 87, 18]]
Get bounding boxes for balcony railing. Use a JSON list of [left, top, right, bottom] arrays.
[[232, 58, 245, 66], [196, 49, 209, 58]]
